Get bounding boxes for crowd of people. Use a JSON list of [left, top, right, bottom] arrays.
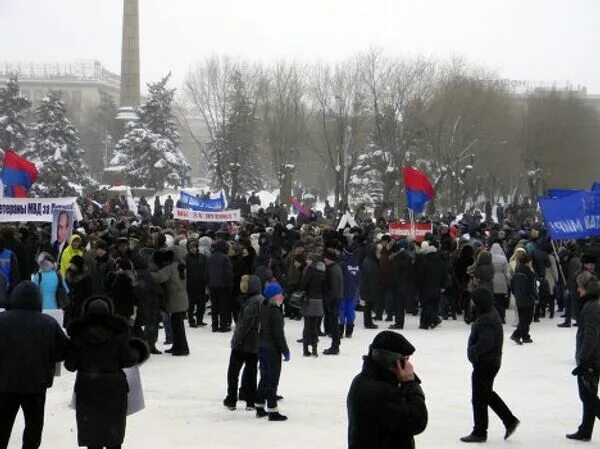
[[0, 192, 599, 448]]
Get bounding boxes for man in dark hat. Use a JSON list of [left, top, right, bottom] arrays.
[[347, 330, 428, 449], [461, 287, 520, 443]]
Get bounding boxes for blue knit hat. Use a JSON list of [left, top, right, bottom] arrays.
[[263, 283, 283, 300]]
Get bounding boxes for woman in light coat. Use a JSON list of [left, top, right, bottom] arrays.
[[490, 243, 510, 323]]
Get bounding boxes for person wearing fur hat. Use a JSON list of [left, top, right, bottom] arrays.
[[224, 275, 263, 411], [461, 287, 519, 443], [566, 272, 600, 441], [185, 238, 208, 328], [347, 330, 428, 449], [255, 283, 290, 421], [0, 281, 69, 449], [65, 296, 149, 449]]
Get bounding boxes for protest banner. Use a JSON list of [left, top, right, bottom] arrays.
[[389, 222, 433, 241], [174, 208, 241, 222], [179, 190, 227, 211], [539, 190, 600, 240], [0, 197, 82, 222]]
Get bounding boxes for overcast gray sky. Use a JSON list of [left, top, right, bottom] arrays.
[[1, 0, 599, 93]]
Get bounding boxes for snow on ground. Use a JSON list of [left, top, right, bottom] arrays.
[[8, 314, 585, 449]]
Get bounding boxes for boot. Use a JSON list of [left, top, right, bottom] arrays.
[[339, 324, 345, 339], [223, 397, 236, 411], [268, 411, 288, 421], [189, 317, 198, 328], [504, 419, 520, 440], [566, 432, 591, 442], [323, 346, 339, 355], [303, 343, 311, 357], [558, 321, 572, 328], [256, 406, 268, 418], [460, 434, 487, 443], [345, 324, 354, 338], [311, 345, 318, 357]]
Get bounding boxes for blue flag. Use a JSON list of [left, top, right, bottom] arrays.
[[539, 191, 600, 240], [592, 182, 600, 192], [179, 190, 227, 212], [547, 188, 582, 199]]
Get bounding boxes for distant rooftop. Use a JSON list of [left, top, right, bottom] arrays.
[[0, 60, 120, 88]]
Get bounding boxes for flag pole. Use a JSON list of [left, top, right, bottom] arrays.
[[551, 239, 567, 286]]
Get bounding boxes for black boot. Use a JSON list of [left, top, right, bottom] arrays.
[[339, 324, 345, 340], [223, 397, 236, 411], [566, 432, 591, 442], [303, 343, 311, 357], [460, 434, 487, 443], [268, 411, 288, 421], [345, 324, 354, 338], [311, 344, 318, 357], [323, 346, 339, 355], [256, 406, 268, 418]]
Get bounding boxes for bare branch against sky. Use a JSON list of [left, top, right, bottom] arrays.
[[1, 0, 598, 92]]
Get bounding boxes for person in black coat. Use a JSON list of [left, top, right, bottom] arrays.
[[567, 272, 600, 441], [206, 240, 234, 332], [299, 255, 326, 356], [185, 239, 208, 328], [224, 275, 263, 411], [461, 287, 519, 443], [510, 253, 537, 345], [323, 248, 344, 355], [65, 296, 149, 449], [360, 244, 379, 329], [389, 240, 414, 330], [0, 281, 69, 449], [417, 245, 446, 330], [107, 258, 139, 326], [347, 331, 428, 449], [256, 283, 290, 422]]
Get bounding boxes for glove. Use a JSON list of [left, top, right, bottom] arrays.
[[283, 352, 291, 362]]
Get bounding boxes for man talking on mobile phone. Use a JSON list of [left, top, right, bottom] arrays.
[[347, 331, 428, 449]]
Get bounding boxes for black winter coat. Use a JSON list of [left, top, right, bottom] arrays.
[[185, 252, 207, 297], [576, 294, 600, 370], [0, 284, 69, 394], [347, 357, 428, 449], [325, 262, 344, 301], [467, 291, 503, 366], [107, 272, 139, 321], [88, 253, 114, 296], [206, 250, 233, 289], [300, 264, 326, 300], [65, 315, 149, 448], [390, 250, 414, 295], [418, 251, 446, 299], [259, 300, 289, 355], [510, 264, 537, 308], [231, 276, 263, 354], [360, 248, 379, 305]]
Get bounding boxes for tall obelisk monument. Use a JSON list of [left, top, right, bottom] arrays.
[[116, 0, 140, 122]]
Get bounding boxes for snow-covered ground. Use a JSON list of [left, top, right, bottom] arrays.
[[8, 314, 586, 449]]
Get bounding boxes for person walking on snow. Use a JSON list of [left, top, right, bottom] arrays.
[[255, 283, 290, 421], [461, 287, 520, 443]]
